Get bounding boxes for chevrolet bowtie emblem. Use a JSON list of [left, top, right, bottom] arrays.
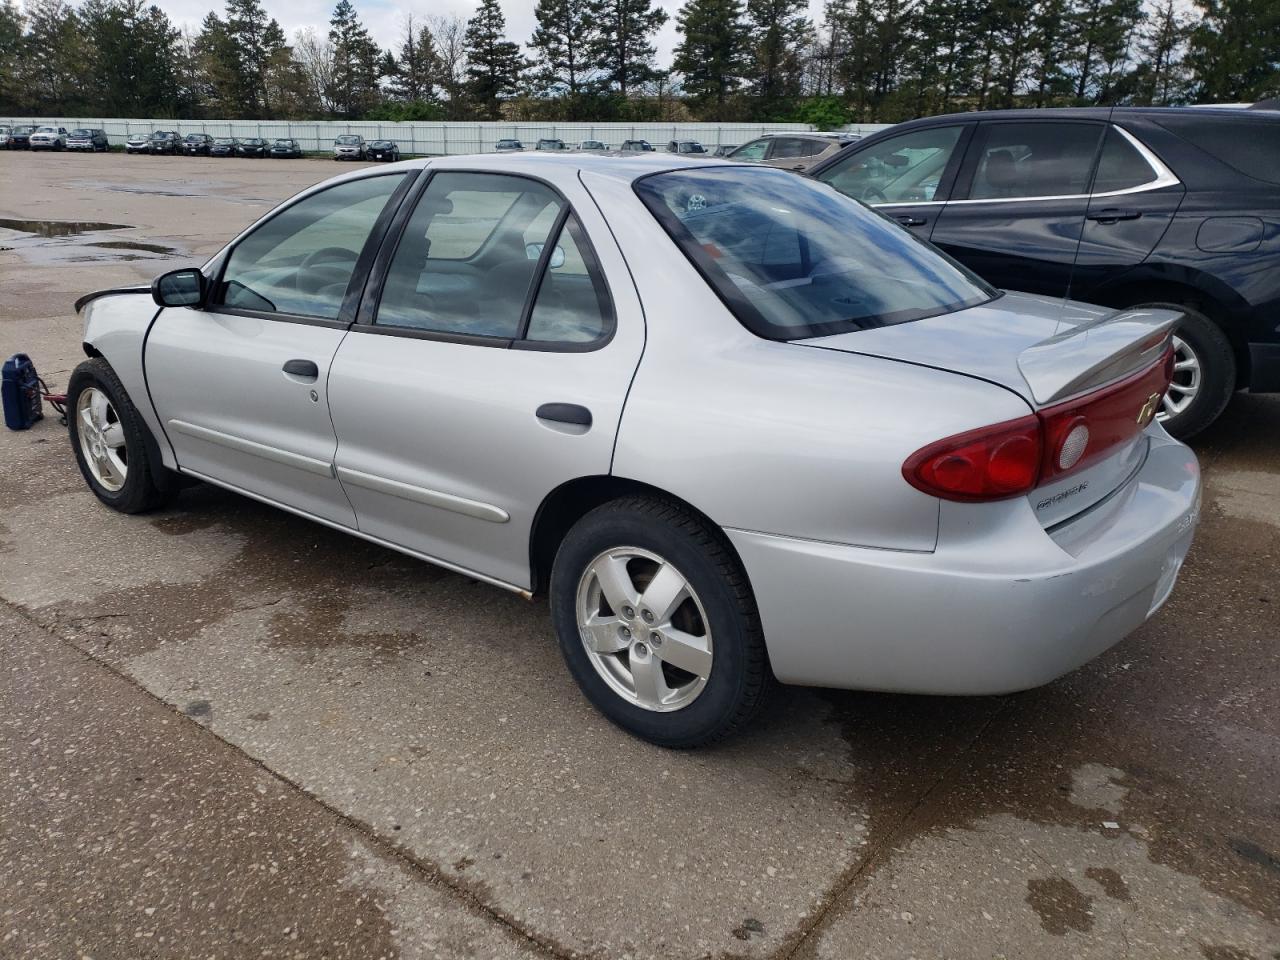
[[1137, 392, 1162, 425]]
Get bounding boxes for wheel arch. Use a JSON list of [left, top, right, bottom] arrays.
[[528, 475, 755, 601], [1088, 269, 1252, 389]]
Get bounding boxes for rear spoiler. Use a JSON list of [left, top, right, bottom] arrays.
[[1017, 306, 1181, 405]]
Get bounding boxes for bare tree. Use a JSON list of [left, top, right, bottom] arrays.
[[426, 13, 469, 116], [294, 26, 335, 115]]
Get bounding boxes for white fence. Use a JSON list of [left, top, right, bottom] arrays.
[[0, 117, 891, 155]]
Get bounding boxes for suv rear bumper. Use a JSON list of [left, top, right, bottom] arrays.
[[727, 427, 1200, 695]]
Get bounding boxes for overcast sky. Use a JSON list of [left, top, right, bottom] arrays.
[[139, 0, 829, 67]]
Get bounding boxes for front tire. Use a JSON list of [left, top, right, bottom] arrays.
[[67, 358, 176, 514], [550, 497, 770, 748]]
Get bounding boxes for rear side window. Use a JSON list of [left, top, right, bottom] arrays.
[[969, 122, 1103, 200], [1155, 115, 1280, 185], [1092, 126, 1158, 193], [636, 166, 994, 340], [771, 137, 822, 159], [525, 215, 612, 344]]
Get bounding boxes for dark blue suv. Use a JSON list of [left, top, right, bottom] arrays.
[[809, 106, 1280, 437]]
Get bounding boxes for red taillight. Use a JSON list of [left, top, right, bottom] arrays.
[[905, 346, 1174, 502]]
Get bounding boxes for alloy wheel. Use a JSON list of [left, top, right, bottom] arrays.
[[575, 547, 714, 712], [76, 386, 128, 492], [1159, 334, 1201, 422]]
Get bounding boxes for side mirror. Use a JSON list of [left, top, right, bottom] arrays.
[[525, 243, 566, 268], [152, 268, 206, 308]]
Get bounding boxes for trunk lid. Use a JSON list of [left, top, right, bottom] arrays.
[[800, 292, 1179, 527]]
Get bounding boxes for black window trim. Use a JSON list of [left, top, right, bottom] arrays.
[[351, 168, 617, 353], [202, 169, 420, 330]]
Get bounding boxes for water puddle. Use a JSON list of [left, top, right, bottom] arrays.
[[0, 218, 131, 237], [89, 240, 177, 255]]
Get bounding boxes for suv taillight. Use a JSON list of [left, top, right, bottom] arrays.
[[904, 346, 1173, 502]]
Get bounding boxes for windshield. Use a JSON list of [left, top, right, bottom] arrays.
[[71, 129, 90, 136], [336, 135, 361, 144], [371, 140, 392, 147], [244, 138, 263, 145], [274, 139, 291, 145], [634, 167, 994, 340], [215, 138, 234, 144]]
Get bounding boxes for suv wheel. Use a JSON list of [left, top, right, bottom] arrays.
[[1132, 302, 1235, 439], [550, 497, 770, 748]]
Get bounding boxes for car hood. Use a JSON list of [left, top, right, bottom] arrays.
[[799, 291, 1178, 409]]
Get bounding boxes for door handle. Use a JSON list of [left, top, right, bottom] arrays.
[[894, 214, 928, 227], [536, 403, 592, 427], [1087, 208, 1142, 224], [283, 359, 319, 380]]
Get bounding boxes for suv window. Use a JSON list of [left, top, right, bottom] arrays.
[[770, 137, 821, 159], [525, 214, 612, 344], [729, 138, 770, 161], [1155, 114, 1280, 185], [1092, 126, 1158, 193], [968, 122, 1103, 200], [375, 172, 564, 338], [217, 174, 406, 320], [817, 125, 963, 204]]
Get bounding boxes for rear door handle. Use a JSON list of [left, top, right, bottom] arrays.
[[894, 214, 928, 227], [283, 359, 319, 380], [536, 403, 592, 427], [1087, 208, 1142, 224]]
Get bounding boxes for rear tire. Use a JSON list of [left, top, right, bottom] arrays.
[[550, 497, 770, 748], [1132, 302, 1235, 439], [67, 358, 177, 514]]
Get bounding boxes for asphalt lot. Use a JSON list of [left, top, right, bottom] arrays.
[[1, 150, 1278, 959]]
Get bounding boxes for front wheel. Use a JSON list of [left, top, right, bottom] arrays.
[[550, 497, 770, 748], [67, 358, 176, 514]]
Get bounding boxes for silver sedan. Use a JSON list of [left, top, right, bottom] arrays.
[[68, 154, 1201, 747]]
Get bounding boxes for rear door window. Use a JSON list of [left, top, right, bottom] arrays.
[[968, 122, 1103, 200], [1092, 126, 1159, 193]]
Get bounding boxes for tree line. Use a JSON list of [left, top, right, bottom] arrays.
[[0, 0, 1276, 125]]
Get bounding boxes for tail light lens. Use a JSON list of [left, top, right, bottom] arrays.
[[905, 346, 1173, 502]]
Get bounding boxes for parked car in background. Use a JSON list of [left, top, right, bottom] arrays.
[[29, 126, 69, 150], [0, 126, 10, 149], [124, 132, 152, 154], [333, 134, 366, 160], [666, 139, 707, 155], [149, 130, 180, 155], [66, 128, 109, 152], [270, 137, 303, 159], [714, 144, 738, 157], [69, 154, 1199, 747], [536, 138, 568, 151], [9, 125, 37, 149], [236, 137, 267, 158], [728, 132, 859, 172], [182, 133, 213, 156], [808, 106, 1280, 437], [495, 138, 524, 153], [619, 139, 654, 152], [575, 139, 608, 153], [209, 137, 238, 157], [367, 139, 400, 162]]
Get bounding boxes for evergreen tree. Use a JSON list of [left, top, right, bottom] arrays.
[[464, 0, 525, 117], [672, 0, 748, 112], [1131, 0, 1189, 104], [193, 11, 242, 115], [388, 13, 438, 102], [327, 0, 382, 118], [589, 0, 668, 95], [1185, 0, 1280, 101], [745, 0, 810, 113], [20, 0, 88, 111], [530, 0, 596, 96], [80, 0, 179, 115], [0, 0, 24, 110]]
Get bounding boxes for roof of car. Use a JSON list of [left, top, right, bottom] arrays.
[[884, 105, 1280, 127], [403, 151, 754, 184]]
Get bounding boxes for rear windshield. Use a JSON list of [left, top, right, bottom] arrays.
[[1155, 114, 1280, 185], [634, 167, 994, 340]]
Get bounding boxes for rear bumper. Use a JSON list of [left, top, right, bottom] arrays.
[[727, 428, 1200, 695], [1248, 342, 1280, 394]]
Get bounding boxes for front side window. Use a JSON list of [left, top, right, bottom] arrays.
[[375, 173, 563, 338], [817, 126, 963, 204], [217, 174, 406, 320], [635, 167, 994, 340], [968, 122, 1103, 201], [729, 139, 770, 162]]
